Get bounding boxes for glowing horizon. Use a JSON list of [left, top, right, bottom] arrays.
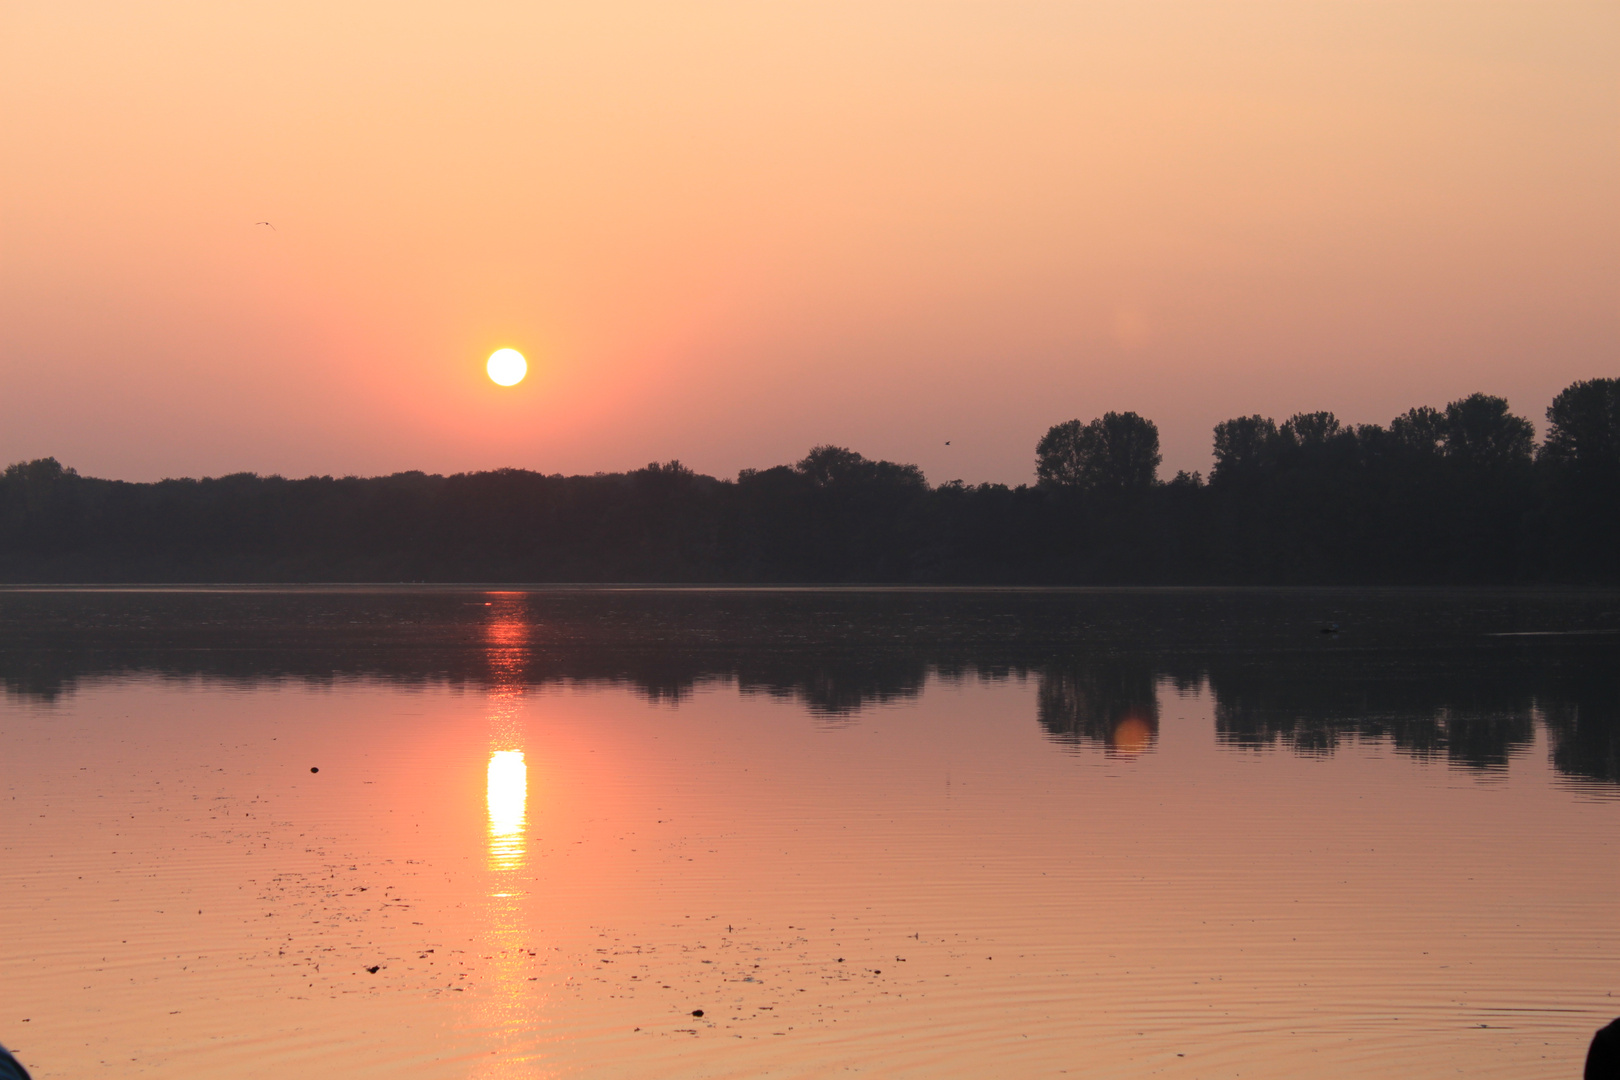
[[3, 2, 1613, 485]]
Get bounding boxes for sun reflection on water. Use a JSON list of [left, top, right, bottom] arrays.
[[473, 596, 542, 1077], [1110, 714, 1155, 756], [486, 749, 528, 873]]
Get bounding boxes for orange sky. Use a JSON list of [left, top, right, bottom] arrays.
[[2, 1, 1615, 484]]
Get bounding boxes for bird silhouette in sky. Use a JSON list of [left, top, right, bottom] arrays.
[[255, 221, 276, 231]]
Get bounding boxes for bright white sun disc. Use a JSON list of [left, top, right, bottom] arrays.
[[486, 348, 527, 386]]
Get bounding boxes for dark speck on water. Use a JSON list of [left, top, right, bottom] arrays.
[[310, 767, 319, 773]]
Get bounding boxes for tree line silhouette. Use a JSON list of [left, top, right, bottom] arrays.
[[1, 377, 1614, 583]]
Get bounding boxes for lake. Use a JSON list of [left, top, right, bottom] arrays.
[[1, 587, 1616, 1078]]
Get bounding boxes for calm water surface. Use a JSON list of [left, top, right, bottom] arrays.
[[1, 588, 1616, 1078]]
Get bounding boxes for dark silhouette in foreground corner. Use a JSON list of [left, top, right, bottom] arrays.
[[1590, 1018, 1620, 1080], [0, 1042, 31, 1080]]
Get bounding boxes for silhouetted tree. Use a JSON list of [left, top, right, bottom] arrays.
[[1281, 411, 1342, 448], [796, 445, 926, 491], [1209, 415, 1280, 486], [1204, 394, 1543, 583], [1, 379, 1614, 585], [1441, 393, 1534, 470], [1536, 378, 1620, 581], [1540, 378, 1620, 474], [1035, 411, 1161, 493], [1389, 405, 1446, 456]]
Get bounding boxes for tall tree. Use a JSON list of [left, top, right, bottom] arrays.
[[1036, 412, 1161, 493], [1536, 378, 1620, 581], [1389, 406, 1446, 456], [1539, 378, 1620, 474], [1280, 411, 1342, 447], [1209, 415, 1280, 485], [1441, 393, 1534, 470]]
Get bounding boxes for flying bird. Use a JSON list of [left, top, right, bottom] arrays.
[[945, 441, 951, 445], [255, 221, 276, 231]]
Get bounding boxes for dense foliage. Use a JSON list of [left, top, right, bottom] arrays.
[[2, 379, 1614, 583]]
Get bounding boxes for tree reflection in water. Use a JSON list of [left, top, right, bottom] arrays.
[[1036, 659, 1160, 755], [2, 587, 1615, 786]]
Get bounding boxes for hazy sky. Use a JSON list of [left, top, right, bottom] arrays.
[[3, 1, 1615, 484]]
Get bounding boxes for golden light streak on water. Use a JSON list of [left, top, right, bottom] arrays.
[[476, 744, 539, 1079], [486, 749, 528, 872], [472, 594, 548, 1078]]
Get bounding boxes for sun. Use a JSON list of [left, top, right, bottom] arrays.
[[486, 348, 527, 386]]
